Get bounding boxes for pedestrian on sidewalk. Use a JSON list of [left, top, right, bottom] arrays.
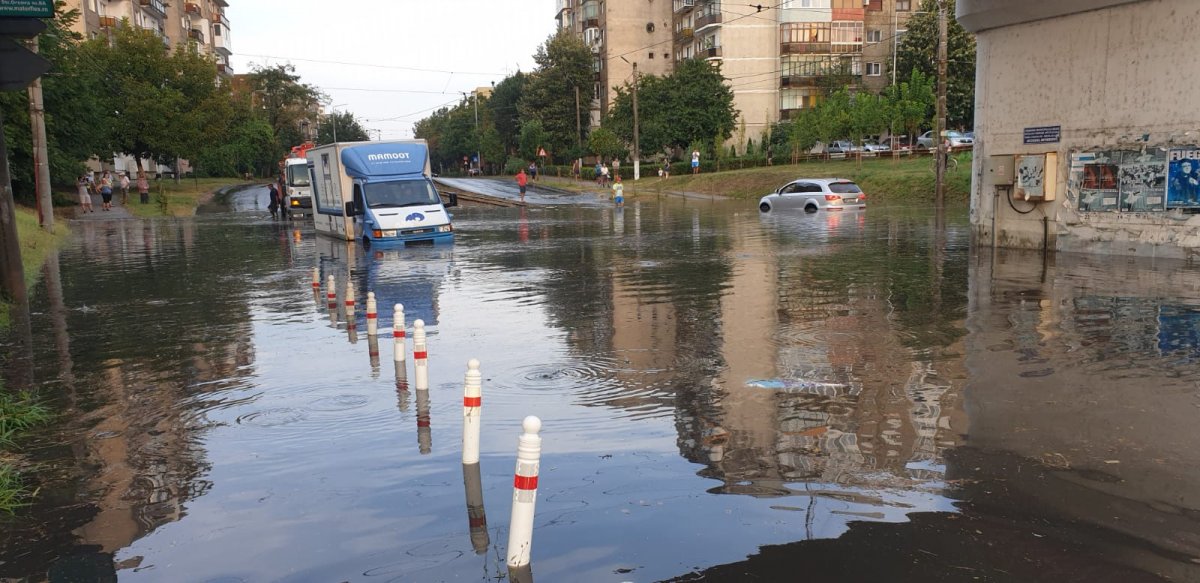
[[612, 157, 621, 179], [691, 149, 701, 174], [661, 159, 671, 180], [600, 163, 610, 187], [99, 170, 114, 211], [77, 175, 94, 213], [137, 170, 150, 204], [119, 172, 130, 205], [516, 167, 528, 202], [528, 161, 538, 182]]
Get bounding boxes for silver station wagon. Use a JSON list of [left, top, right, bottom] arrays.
[[758, 178, 867, 213]]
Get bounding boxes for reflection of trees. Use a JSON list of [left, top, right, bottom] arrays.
[[0, 219, 265, 579]]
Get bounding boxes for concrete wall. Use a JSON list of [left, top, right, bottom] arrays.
[[969, 0, 1200, 259]]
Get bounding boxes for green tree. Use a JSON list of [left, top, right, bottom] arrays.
[[886, 69, 935, 147], [520, 32, 592, 162], [587, 127, 624, 161], [605, 58, 737, 156], [787, 110, 820, 161], [488, 73, 527, 156], [318, 110, 370, 144], [518, 119, 550, 162], [895, 0, 976, 129], [479, 126, 504, 175], [244, 63, 324, 154], [848, 92, 887, 154]]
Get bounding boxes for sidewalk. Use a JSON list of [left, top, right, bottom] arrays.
[[70, 193, 137, 221]]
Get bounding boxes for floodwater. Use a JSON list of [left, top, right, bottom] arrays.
[[2, 185, 1199, 582]]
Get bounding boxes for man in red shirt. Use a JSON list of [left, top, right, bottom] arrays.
[[516, 168, 528, 202]]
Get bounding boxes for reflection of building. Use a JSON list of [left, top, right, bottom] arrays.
[[964, 249, 1200, 578]]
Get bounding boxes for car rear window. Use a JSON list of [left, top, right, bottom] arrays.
[[828, 182, 862, 194]]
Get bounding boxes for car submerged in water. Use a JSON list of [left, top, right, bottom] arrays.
[[758, 178, 867, 213]]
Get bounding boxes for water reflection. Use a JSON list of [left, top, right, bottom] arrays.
[[4, 196, 1200, 582]]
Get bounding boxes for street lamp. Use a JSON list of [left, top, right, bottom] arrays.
[[330, 103, 348, 143], [461, 91, 481, 174]]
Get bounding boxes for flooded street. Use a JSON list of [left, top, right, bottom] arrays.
[[2, 186, 1199, 582]]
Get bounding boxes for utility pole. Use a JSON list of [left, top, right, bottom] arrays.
[[575, 86, 582, 180], [0, 108, 26, 304], [26, 37, 52, 232], [631, 61, 640, 181], [473, 92, 481, 174], [934, 2, 948, 212]]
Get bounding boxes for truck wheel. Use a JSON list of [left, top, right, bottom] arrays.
[[362, 236, 371, 248]]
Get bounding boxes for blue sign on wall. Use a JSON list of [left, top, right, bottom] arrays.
[[1024, 125, 1061, 145]]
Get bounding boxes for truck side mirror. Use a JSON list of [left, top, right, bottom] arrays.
[[444, 191, 458, 208], [345, 200, 356, 216]]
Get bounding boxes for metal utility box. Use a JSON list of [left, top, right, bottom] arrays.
[[985, 155, 1015, 185], [1014, 152, 1058, 202]]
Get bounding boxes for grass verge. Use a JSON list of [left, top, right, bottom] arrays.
[[543, 152, 972, 204], [124, 177, 253, 218], [0, 391, 52, 514]]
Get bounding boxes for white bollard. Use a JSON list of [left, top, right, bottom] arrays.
[[367, 333, 380, 378], [366, 291, 378, 336], [413, 319, 428, 392], [344, 279, 357, 329], [506, 416, 542, 570], [326, 275, 337, 310], [462, 359, 482, 465], [311, 267, 320, 290], [392, 303, 406, 365]]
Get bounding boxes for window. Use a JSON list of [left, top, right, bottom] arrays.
[[782, 0, 830, 7], [866, 29, 882, 43], [896, 0, 911, 10], [781, 22, 830, 44], [866, 62, 882, 76]]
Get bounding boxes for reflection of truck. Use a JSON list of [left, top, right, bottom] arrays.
[[282, 142, 316, 219], [306, 140, 457, 245]]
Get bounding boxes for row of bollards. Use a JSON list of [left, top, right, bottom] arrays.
[[313, 269, 543, 577]]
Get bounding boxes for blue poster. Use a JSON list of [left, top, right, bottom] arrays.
[[1167, 148, 1200, 208]]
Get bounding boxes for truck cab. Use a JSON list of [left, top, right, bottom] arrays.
[[308, 140, 456, 245], [284, 158, 313, 218]]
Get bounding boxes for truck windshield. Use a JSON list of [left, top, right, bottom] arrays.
[[286, 164, 310, 187], [365, 179, 440, 208]]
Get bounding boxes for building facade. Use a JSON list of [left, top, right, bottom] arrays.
[[962, 0, 1200, 257], [558, 0, 914, 149], [63, 0, 233, 76]]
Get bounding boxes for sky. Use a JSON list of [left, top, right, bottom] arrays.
[[228, 0, 558, 141]]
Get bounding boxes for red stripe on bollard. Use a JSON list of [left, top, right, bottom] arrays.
[[469, 516, 486, 528], [464, 396, 481, 407], [513, 475, 538, 490], [367, 313, 377, 319], [418, 419, 431, 427], [414, 351, 428, 360]]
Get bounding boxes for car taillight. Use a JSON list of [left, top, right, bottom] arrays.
[[825, 194, 840, 201], [859, 193, 867, 200]]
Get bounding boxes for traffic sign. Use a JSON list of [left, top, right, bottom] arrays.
[[537, 147, 547, 157], [0, 0, 53, 18], [0, 36, 50, 91]]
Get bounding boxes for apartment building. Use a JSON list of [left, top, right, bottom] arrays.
[[63, 0, 233, 76], [558, 0, 914, 146]]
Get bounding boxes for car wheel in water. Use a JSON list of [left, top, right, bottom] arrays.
[[805, 204, 818, 213], [759, 202, 771, 213]]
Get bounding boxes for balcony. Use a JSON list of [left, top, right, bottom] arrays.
[[213, 28, 231, 55], [704, 46, 722, 59], [185, 2, 201, 15], [674, 0, 696, 13], [781, 41, 831, 55], [139, 0, 167, 18], [695, 11, 722, 29], [98, 15, 117, 27], [188, 28, 204, 42], [781, 75, 821, 88], [675, 27, 693, 41]]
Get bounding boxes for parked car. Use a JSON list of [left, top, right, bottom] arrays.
[[758, 178, 867, 213], [826, 140, 855, 155], [861, 140, 891, 152], [917, 130, 974, 150]]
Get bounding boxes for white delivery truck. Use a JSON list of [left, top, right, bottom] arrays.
[[282, 142, 315, 219], [306, 140, 456, 245]]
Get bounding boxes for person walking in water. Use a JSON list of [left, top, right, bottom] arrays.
[[516, 167, 528, 202], [611, 175, 624, 207], [77, 175, 94, 213], [267, 183, 280, 219], [99, 170, 114, 211]]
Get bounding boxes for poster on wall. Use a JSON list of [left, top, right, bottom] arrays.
[[1015, 155, 1045, 200], [1167, 148, 1200, 209], [1079, 162, 1120, 212], [1117, 149, 1167, 212]]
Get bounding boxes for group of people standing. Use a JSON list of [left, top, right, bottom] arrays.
[[77, 169, 149, 213]]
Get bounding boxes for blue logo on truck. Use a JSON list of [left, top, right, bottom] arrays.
[[405, 212, 426, 222]]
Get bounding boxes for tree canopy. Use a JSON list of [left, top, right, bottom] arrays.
[[895, 0, 976, 129], [519, 31, 593, 161], [318, 110, 370, 144]]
